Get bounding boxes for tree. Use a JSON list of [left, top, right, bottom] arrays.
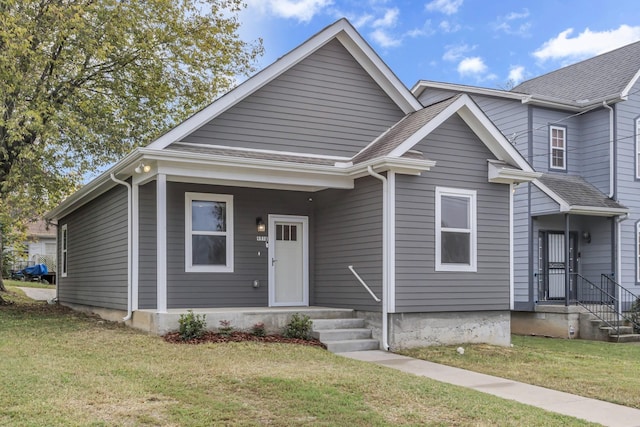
[[0, 0, 262, 295]]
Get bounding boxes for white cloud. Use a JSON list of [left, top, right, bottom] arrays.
[[370, 28, 402, 47], [442, 43, 474, 62], [534, 25, 640, 62], [457, 57, 487, 76], [372, 8, 399, 28], [425, 0, 463, 15], [508, 65, 525, 84], [406, 20, 435, 38], [246, 0, 333, 23], [352, 13, 374, 28], [439, 20, 460, 33], [493, 8, 531, 37]]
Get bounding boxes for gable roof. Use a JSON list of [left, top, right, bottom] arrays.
[[512, 41, 640, 105], [147, 18, 422, 151], [533, 173, 628, 216]]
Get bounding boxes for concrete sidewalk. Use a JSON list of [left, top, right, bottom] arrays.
[[339, 350, 640, 427], [17, 287, 56, 301]]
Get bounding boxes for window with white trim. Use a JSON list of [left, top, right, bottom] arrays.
[[550, 125, 566, 170], [435, 187, 477, 272], [635, 118, 640, 179], [61, 224, 68, 277], [185, 193, 234, 272]]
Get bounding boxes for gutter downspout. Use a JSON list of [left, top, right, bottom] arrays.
[[603, 101, 614, 199], [110, 174, 133, 321], [367, 166, 390, 351]]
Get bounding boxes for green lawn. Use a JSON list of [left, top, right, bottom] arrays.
[[3, 278, 55, 289], [399, 334, 640, 409], [0, 288, 594, 426]]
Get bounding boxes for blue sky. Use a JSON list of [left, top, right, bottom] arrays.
[[238, 0, 640, 89]]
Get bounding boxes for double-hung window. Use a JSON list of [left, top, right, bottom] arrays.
[[549, 125, 566, 170], [61, 224, 68, 277], [435, 187, 477, 272], [185, 193, 234, 272], [635, 118, 640, 179]]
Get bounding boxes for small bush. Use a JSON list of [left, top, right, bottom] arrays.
[[218, 319, 234, 337], [283, 313, 313, 340], [630, 298, 640, 334], [178, 310, 207, 341], [251, 322, 266, 337]]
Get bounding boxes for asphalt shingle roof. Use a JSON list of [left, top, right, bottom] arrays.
[[511, 41, 640, 104], [538, 173, 626, 210], [351, 94, 461, 164]]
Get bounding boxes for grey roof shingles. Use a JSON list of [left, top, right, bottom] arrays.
[[351, 94, 461, 164], [538, 173, 626, 210], [511, 41, 640, 104]]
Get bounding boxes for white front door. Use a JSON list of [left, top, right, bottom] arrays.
[[268, 215, 309, 306]]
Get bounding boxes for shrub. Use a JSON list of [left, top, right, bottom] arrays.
[[283, 313, 313, 340], [630, 297, 640, 334], [218, 319, 234, 337], [251, 322, 266, 337], [178, 310, 207, 341]]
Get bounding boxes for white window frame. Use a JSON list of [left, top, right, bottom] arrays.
[[435, 187, 477, 272], [61, 224, 68, 277], [635, 118, 640, 179], [185, 192, 234, 273], [549, 125, 567, 170]]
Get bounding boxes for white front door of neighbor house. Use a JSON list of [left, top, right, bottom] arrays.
[[268, 215, 309, 306]]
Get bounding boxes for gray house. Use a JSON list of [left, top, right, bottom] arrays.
[[413, 41, 640, 338], [47, 19, 537, 350]]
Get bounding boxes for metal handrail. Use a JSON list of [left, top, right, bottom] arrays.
[[601, 275, 640, 334], [348, 265, 381, 302]]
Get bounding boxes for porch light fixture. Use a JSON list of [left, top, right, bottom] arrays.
[[582, 232, 591, 244], [256, 217, 266, 233], [134, 162, 151, 174]]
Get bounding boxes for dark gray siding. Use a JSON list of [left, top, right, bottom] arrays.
[[314, 177, 383, 311], [58, 186, 128, 310], [182, 39, 405, 157], [395, 114, 511, 312], [165, 183, 313, 308], [138, 182, 157, 309], [513, 184, 529, 303], [615, 82, 640, 287]]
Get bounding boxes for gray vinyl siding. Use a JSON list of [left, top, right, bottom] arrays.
[[417, 88, 458, 106], [57, 185, 128, 310], [615, 83, 640, 287], [165, 183, 313, 308], [182, 39, 405, 157], [530, 107, 580, 173], [530, 185, 560, 215], [395, 114, 510, 312], [577, 109, 611, 194], [574, 216, 614, 283], [138, 182, 157, 309], [313, 176, 382, 311], [513, 184, 529, 303]]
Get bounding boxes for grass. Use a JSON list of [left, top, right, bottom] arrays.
[[3, 278, 54, 289], [0, 288, 594, 426], [399, 335, 640, 409]]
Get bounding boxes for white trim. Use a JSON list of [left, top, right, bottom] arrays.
[[435, 187, 477, 272], [635, 117, 640, 179], [172, 141, 351, 162], [488, 161, 541, 184], [509, 183, 514, 310], [621, 68, 640, 99], [156, 174, 167, 313], [531, 180, 570, 211], [132, 183, 139, 311], [60, 224, 68, 277], [146, 19, 420, 150], [388, 171, 396, 313], [268, 215, 309, 307], [388, 94, 534, 173], [411, 80, 526, 101], [184, 192, 234, 273], [531, 180, 629, 217], [549, 125, 567, 171]]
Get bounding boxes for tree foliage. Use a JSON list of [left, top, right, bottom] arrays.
[[0, 0, 262, 288]]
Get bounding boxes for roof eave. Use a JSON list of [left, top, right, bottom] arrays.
[[563, 205, 629, 217]]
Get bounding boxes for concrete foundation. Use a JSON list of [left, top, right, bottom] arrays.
[[385, 311, 511, 349], [511, 305, 587, 338]]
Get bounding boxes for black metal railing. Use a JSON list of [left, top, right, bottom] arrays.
[[601, 275, 640, 335]]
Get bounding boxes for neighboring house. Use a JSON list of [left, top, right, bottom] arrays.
[[413, 40, 640, 338], [6, 220, 57, 272], [47, 19, 537, 350]]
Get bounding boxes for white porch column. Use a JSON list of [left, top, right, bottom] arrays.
[[157, 174, 167, 313]]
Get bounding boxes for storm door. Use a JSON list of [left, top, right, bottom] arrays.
[[539, 231, 578, 300]]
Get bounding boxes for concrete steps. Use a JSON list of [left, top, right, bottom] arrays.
[[582, 315, 640, 343], [311, 316, 379, 353]]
